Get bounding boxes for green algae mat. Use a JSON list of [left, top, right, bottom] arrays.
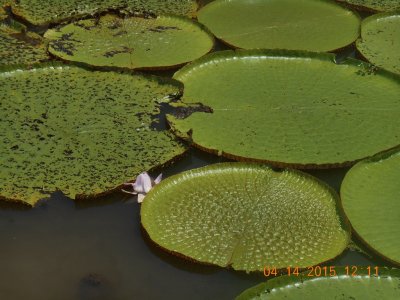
[[337, 0, 400, 11], [141, 163, 350, 272], [45, 15, 214, 70], [341, 151, 400, 265], [357, 12, 400, 74], [0, 23, 49, 66], [236, 268, 400, 299], [0, 64, 186, 206], [169, 50, 400, 168], [197, 0, 360, 51], [11, 0, 198, 26]]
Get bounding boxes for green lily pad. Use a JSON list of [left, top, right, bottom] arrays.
[[356, 12, 400, 74], [197, 0, 360, 51], [141, 163, 350, 272], [341, 150, 400, 264], [0, 64, 186, 206], [337, 0, 400, 12], [11, 0, 198, 26], [45, 14, 214, 70], [0, 7, 6, 21], [169, 50, 400, 168], [0, 23, 49, 66], [236, 267, 400, 299]]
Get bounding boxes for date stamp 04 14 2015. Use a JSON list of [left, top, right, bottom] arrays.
[[263, 266, 380, 277]]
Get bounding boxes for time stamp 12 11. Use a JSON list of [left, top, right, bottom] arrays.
[[264, 266, 380, 277]]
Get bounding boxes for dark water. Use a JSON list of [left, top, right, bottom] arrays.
[[0, 149, 394, 300], [0, 2, 392, 300]]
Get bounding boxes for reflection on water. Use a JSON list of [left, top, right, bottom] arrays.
[[0, 149, 391, 300]]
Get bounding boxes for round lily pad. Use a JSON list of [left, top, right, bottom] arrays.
[[0, 64, 186, 206], [341, 150, 400, 264], [11, 0, 198, 26], [0, 23, 49, 66], [197, 0, 360, 51], [45, 14, 214, 70], [169, 50, 400, 168], [337, 0, 400, 12], [236, 267, 400, 299], [356, 12, 400, 74], [141, 163, 350, 272]]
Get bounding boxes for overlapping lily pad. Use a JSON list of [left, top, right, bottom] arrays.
[[45, 14, 214, 70], [0, 64, 186, 206], [341, 150, 400, 264], [0, 23, 49, 66], [356, 12, 400, 74], [236, 268, 400, 299], [11, 0, 198, 26], [337, 0, 400, 11], [169, 50, 400, 168], [197, 0, 360, 51], [141, 163, 350, 272]]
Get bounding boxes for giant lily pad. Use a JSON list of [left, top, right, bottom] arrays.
[[0, 64, 186, 206], [197, 0, 360, 51], [169, 50, 400, 168], [341, 150, 400, 264], [337, 0, 400, 12], [356, 12, 400, 74], [141, 163, 350, 272], [11, 0, 198, 26], [45, 14, 214, 70], [0, 23, 49, 66], [236, 267, 400, 299]]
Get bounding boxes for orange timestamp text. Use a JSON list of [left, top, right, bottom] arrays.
[[264, 266, 379, 277]]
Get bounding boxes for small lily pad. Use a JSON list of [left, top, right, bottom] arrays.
[[169, 50, 400, 168], [45, 14, 214, 70], [197, 0, 360, 51], [11, 0, 198, 26], [141, 163, 350, 272], [337, 0, 400, 12], [341, 150, 400, 264], [236, 267, 400, 299], [356, 12, 400, 74], [0, 64, 186, 206], [0, 23, 49, 66]]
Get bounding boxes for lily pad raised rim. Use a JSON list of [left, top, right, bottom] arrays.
[[0, 62, 188, 207], [340, 147, 400, 266], [336, 0, 400, 12], [171, 49, 400, 169], [141, 162, 351, 272], [236, 267, 400, 300]]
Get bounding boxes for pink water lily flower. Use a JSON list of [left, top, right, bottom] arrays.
[[122, 172, 162, 203]]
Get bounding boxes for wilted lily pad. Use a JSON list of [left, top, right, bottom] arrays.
[[0, 64, 186, 205], [11, 0, 198, 26], [356, 12, 400, 74], [197, 0, 360, 51], [341, 150, 400, 264], [45, 14, 214, 70], [0, 23, 49, 66], [169, 50, 400, 168], [141, 163, 350, 272], [337, 0, 400, 11], [236, 267, 400, 299]]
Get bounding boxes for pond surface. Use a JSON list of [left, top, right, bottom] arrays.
[[0, 2, 396, 300], [0, 148, 395, 300]]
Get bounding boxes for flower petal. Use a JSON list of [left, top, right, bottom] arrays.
[[137, 193, 146, 203], [154, 173, 163, 185]]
